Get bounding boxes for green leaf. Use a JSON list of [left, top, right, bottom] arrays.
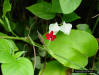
[[43, 30, 98, 69], [39, 60, 66, 75], [51, 0, 62, 13], [26, 2, 56, 20], [0, 51, 16, 63], [0, 39, 18, 63], [0, 39, 15, 52], [1, 57, 34, 75], [0, 32, 17, 63], [59, 0, 82, 14], [76, 24, 92, 34], [62, 12, 80, 22], [3, 0, 11, 17]]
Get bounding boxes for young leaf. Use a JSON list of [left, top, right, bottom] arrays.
[[39, 60, 66, 75], [3, 0, 11, 17], [15, 51, 25, 58], [43, 30, 98, 69], [26, 2, 56, 20], [59, 0, 82, 14], [1, 57, 34, 75]]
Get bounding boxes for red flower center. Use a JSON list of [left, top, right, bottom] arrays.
[[45, 31, 56, 41]]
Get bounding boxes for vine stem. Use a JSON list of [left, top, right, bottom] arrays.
[[0, 36, 28, 43], [0, 36, 43, 48], [33, 46, 36, 71], [92, 16, 99, 33]]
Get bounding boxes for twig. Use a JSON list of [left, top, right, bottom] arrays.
[[92, 14, 99, 18], [33, 46, 36, 71], [92, 16, 99, 33], [40, 58, 46, 75]]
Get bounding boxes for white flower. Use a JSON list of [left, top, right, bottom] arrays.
[[60, 22, 72, 35], [49, 22, 72, 35], [49, 22, 60, 35]]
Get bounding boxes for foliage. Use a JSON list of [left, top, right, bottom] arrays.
[[0, 0, 99, 75]]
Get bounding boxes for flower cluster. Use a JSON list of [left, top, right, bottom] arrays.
[[45, 22, 72, 41]]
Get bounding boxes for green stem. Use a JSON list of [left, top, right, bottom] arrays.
[[0, 36, 44, 49], [0, 36, 27, 42], [92, 16, 99, 33]]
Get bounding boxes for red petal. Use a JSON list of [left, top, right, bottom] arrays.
[[45, 31, 56, 41], [53, 35, 56, 39], [51, 38, 54, 41], [45, 33, 50, 37], [50, 31, 53, 35]]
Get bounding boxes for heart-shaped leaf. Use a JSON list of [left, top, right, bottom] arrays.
[[0, 32, 18, 63], [43, 30, 98, 69]]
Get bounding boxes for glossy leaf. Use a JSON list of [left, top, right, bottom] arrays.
[[1, 57, 34, 75], [39, 60, 66, 75], [26, 2, 56, 20], [43, 30, 98, 69], [59, 0, 82, 14]]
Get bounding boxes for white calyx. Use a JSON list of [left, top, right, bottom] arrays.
[[60, 22, 72, 35], [49, 22, 60, 35], [49, 21, 72, 35]]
